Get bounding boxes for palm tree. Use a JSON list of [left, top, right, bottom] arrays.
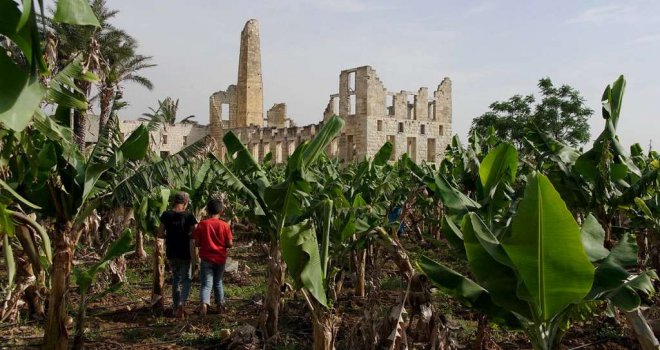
[[139, 97, 179, 125], [48, 0, 153, 149], [98, 49, 155, 135]]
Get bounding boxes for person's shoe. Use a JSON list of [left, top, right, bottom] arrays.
[[216, 303, 224, 313], [175, 305, 185, 319], [199, 303, 208, 316]]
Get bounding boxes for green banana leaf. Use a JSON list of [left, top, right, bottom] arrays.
[[74, 229, 133, 295], [580, 214, 610, 262], [503, 173, 594, 321], [53, 0, 101, 26], [462, 213, 531, 319], [418, 255, 521, 327], [479, 143, 517, 198], [280, 220, 328, 307]]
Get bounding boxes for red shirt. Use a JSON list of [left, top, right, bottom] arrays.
[[193, 218, 233, 265]]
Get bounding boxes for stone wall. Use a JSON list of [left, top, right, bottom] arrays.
[[210, 64, 456, 165], [236, 19, 264, 127], [266, 103, 287, 128], [329, 65, 453, 162], [118, 121, 209, 156], [210, 85, 237, 129]]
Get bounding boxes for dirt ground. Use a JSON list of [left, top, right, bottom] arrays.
[[0, 233, 649, 349]]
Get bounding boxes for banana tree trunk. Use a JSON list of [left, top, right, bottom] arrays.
[[473, 315, 495, 350], [135, 229, 147, 260], [43, 222, 74, 350], [14, 224, 45, 319], [151, 237, 166, 311], [355, 249, 366, 297], [263, 240, 284, 339], [72, 291, 88, 350], [625, 309, 660, 350], [648, 229, 660, 272], [376, 227, 414, 280], [312, 309, 339, 350]]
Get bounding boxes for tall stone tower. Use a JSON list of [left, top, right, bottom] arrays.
[[236, 19, 264, 127]]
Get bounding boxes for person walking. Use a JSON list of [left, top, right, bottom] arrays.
[[158, 191, 197, 318], [193, 198, 233, 315]]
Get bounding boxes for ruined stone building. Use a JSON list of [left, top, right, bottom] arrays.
[[208, 19, 453, 163], [87, 19, 453, 163]]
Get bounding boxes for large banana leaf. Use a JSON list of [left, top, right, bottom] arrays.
[[462, 213, 531, 319], [280, 220, 328, 307], [503, 173, 594, 321], [479, 143, 517, 198], [441, 215, 466, 252], [211, 155, 266, 216], [575, 76, 640, 181], [430, 174, 480, 213], [53, 0, 101, 26], [418, 255, 521, 327], [119, 125, 149, 161], [302, 116, 344, 168], [0, 52, 45, 131], [373, 141, 393, 166], [588, 233, 656, 310], [580, 214, 610, 262]]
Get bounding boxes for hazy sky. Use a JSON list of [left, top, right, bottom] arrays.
[[105, 0, 660, 148]]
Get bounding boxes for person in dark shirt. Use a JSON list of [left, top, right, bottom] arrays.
[[158, 191, 197, 318], [192, 198, 233, 315]]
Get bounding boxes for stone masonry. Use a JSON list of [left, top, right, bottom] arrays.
[[88, 19, 453, 164], [236, 19, 264, 128]]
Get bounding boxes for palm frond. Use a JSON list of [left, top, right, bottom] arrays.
[[124, 74, 153, 90], [88, 114, 122, 165], [111, 136, 213, 204]]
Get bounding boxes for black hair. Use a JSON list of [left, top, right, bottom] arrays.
[[207, 198, 223, 215]]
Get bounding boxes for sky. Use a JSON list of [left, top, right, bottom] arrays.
[[103, 0, 660, 148]]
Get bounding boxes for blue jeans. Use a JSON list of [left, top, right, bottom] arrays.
[[169, 259, 191, 307], [200, 259, 225, 305]]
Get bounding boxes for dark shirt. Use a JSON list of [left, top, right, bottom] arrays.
[[160, 210, 197, 260]]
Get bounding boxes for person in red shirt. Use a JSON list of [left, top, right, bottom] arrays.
[[193, 198, 233, 315]]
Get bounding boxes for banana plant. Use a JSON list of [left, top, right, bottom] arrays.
[[528, 76, 659, 248], [134, 187, 170, 311], [420, 172, 657, 350], [72, 229, 133, 350], [0, 1, 156, 348], [0, 180, 50, 321], [407, 140, 518, 254], [211, 116, 344, 340]]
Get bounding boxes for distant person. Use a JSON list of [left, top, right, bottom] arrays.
[[388, 205, 405, 235], [193, 198, 233, 315], [158, 191, 197, 318]]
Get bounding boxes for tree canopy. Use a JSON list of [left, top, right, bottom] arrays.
[[470, 78, 592, 150]]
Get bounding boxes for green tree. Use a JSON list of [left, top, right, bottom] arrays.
[[48, 0, 153, 148], [139, 97, 179, 125], [97, 40, 155, 135], [471, 78, 592, 150]]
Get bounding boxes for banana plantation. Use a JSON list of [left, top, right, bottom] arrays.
[[2, 1, 660, 350]]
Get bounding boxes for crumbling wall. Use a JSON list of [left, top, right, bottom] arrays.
[[267, 103, 287, 128], [434, 78, 452, 124], [414, 87, 429, 121], [323, 95, 339, 121]]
